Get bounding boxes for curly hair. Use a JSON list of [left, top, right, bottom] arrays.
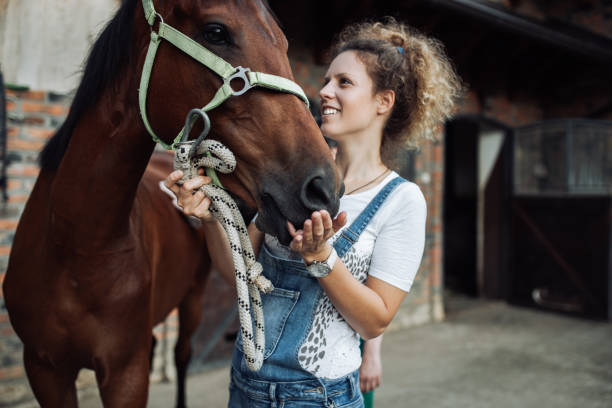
[[331, 18, 463, 162]]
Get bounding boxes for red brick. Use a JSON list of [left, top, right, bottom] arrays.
[[7, 194, 29, 204], [21, 91, 47, 101], [7, 139, 45, 151], [0, 246, 10, 256], [0, 324, 14, 335], [7, 127, 18, 138], [0, 365, 23, 381], [21, 102, 66, 116], [433, 144, 443, 163], [6, 179, 22, 191], [23, 127, 55, 140], [7, 165, 40, 177], [22, 115, 46, 126], [430, 268, 442, 288], [21, 90, 46, 101], [6, 99, 17, 111], [0, 219, 19, 230]]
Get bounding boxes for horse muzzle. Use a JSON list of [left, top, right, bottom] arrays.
[[256, 165, 342, 246]]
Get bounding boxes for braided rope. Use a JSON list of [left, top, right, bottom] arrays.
[[174, 139, 273, 371]]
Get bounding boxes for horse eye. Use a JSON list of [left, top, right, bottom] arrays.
[[203, 24, 232, 46]]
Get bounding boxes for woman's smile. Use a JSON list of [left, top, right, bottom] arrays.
[[322, 107, 341, 116]]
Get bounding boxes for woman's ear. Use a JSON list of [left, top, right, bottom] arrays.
[[376, 90, 395, 115]]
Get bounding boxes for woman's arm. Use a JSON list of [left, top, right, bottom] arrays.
[[164, 170, 263, 286], [318, 255, 406, 339], [289, 210, 410, 339]]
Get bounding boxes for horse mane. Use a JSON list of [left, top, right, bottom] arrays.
[[39, 0, 137, 170]]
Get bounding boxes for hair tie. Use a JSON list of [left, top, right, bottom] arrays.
[[395, 46, 405, 56]]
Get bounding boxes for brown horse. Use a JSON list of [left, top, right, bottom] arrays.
[[3, 0, 342, 406]]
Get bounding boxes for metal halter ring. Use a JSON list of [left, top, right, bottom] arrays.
[[225, 66, 253, 96], [150, 12, 164, 34], [181, 109, 212, 158]]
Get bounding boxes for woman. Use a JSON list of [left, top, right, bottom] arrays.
[[165, 18, 461, 407]]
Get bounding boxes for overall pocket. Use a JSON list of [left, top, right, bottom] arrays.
[[237, 287, 300, 359]]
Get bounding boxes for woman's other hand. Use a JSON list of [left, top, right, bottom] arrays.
[[287, 210, 347, 264], [360, 335, 383, 393], [164, 170, 214, 222]]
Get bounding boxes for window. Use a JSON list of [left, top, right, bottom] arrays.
[[513, 120, 612, 195]]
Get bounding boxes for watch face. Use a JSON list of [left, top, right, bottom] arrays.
[[307, 261, 331, 278]]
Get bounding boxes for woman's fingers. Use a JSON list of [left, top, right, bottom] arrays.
[[320, 210, 334, 239], [360, 376, 379, 393], [183, 175, 211, 192], [360, 377, 368, 393], [289, 234, 303, 252], [177, 176, 212, 212], [311, 212, 324, 239], [287, 221, 298, 237], [332, 211, 347, 232], [164, 170, 183, 194], [192, 196, 212, 218], [302, 219, 314, 245], [177, 176, 210, 203]]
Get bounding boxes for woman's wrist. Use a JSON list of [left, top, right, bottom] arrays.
[[302, 244, 333, 265]]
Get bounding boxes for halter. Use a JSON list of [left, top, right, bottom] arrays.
[[138, 0, 309, 152]]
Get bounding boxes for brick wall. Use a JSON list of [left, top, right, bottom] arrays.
[[484, 0, 612, 40], [0, 88, 71, 405]]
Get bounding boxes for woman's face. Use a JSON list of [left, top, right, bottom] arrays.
[[319, 51, 379, 140]]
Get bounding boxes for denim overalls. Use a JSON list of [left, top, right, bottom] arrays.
[[229, 177, 406, 408]]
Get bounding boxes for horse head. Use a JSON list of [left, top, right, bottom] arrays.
[[138, 0, 343, 244]]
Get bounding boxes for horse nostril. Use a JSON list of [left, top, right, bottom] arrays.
[[301, 175, 333, 211]]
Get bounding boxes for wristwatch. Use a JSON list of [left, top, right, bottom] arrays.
[[305, 248, 338, 278]]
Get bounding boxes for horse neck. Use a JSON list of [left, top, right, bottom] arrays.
[[48, 96, 156, 250]]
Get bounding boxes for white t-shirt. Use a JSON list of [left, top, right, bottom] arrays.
[[265, 171, 427, 379]]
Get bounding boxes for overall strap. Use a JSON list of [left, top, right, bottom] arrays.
[[333, 177, 407, 258]]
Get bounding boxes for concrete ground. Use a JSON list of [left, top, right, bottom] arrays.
[[80, 297, 612, 408]]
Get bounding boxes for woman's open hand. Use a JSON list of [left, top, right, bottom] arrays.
[[164, 170, 215, 222], [287, 210, 347, 264]]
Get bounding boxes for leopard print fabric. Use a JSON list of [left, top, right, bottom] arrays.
[[297, 246, 372, 376]]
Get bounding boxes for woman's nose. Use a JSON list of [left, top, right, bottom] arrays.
[[319, 82, 333, 100]]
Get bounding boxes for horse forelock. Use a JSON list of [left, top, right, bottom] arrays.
[[39, 0, 138, 171]]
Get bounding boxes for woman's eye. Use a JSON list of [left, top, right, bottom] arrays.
[[203, 24, 232, 46], [340, 78, 352, 85]]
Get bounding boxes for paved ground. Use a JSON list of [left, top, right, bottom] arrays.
[[80, 297, 612, 407]]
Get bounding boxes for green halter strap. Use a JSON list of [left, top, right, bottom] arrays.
[[138, 0, 310, 152]]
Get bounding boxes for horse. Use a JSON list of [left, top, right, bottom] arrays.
[[3, 0, 343, 406]]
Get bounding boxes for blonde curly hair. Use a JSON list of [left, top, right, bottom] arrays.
[[331, 18, 463, 162]]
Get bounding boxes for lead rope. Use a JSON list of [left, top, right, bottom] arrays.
[[173, 111, 273, 371]]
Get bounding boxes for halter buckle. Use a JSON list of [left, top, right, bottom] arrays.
[[225, 66, 253, 96]]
